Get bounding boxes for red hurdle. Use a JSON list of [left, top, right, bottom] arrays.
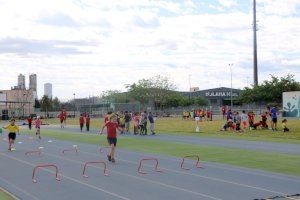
[[99, 146, 111, 153], [82, 161, 109, 178], [32, 164, 61, 183], [62, 145, 78, 155], [138, 158, 163, 175], [180, 155, 203, 170], [25, 147, 44, 156]]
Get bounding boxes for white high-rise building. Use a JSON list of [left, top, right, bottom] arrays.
[[44, 83, 52, 98], [29, 74, 37, 91], [18, 74, 25, 89]]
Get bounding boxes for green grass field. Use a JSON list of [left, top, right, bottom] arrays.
[[0, 188, 15, 200], [20, 128, 300, 177], [43, 117, 300, 144]]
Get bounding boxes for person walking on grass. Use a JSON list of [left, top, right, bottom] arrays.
[[79, 114, 85, 132], [148, 112, 156, 135], [2, 119, 19, 151], [35, 116, 42, 140], [270, 106, 278, 131], [241, 110, 248, 129], [86, 113, 90, 132], [133, 112, 140, 135], [99, 114, 120, 163], [124, 111, 131, 134]]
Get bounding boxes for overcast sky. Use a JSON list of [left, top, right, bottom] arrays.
[[0, 0, 299, 100]]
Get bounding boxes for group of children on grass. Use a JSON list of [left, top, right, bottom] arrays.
[[220, 106, 290, 133]]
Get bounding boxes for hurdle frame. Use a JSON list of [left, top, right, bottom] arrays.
[[32, 164, 61, 183], [82, 161, 109, 178], [25, 150, 42, 156], [138, 158, 163, 175], [180, 155, 203, 170], [62, 145, 78, 155], [99, 146, 111, 153]]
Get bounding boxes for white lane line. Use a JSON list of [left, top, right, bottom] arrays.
[[113, 147, 300, 183], [78, 149, 297, 198], [40, 151, 222, 200], [0, 152, 131, 200], [0, 176, 39, 200]]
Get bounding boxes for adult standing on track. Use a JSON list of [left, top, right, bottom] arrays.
[[86, 113, 90, 132]]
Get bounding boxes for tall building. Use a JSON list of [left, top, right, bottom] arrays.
[[44, 83, 52, 99], [29, 74, 37, 91], [17, 74, 25, 89]]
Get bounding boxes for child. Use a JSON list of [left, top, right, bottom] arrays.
[[248, 112, 255, 130], [100, 114, 120, 163], [86, 114, 90, 132], [235, 112, 242, 132], [35, 116, 42, 140], [220, 119, 234, 131], [27, 116, 32, 130], [59, 113, 65, 128], [241, 110, 248, 129], [124, 111, 131, 134], [282, 119, 289, 132], [148, 112, 155, 135], [117, 112, 125, 134], [133, 112, 140, 135], [2, 119, 19, 151], [79, 114, 85, 132], [270, 106, 278, 131], [261, 112, 269, 129], [104, 111, 112, 124]]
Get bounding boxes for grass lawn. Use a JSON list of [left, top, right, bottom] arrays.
[[20, 128, 300, 177], [42, 117, 300, 144], [0, 188, 15, 200]]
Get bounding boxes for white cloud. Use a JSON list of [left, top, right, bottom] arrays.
[[0, 0, 299, 99]]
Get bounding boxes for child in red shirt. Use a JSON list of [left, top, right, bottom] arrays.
[[27, 116, 32, 130], [86, 114, 90, 132], [100, 114, 120, 163], [79, 114, 85, 132]]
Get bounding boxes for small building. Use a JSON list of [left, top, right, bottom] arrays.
[[0, 89, 35, 118], [181, 87, 242, 106]]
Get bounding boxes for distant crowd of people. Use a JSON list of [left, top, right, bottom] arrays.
[[182, 109, 213, 121], [220, 106, 290, 133], [103, 111, 156, 135]]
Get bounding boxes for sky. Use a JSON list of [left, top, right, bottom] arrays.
[[0, 0, 299, 100]]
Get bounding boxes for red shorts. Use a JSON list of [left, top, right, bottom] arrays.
[[242, 121, 247, 128]]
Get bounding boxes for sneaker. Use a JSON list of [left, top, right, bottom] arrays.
[[107, 155, 112, 162], [11, 148, 16, 151], [8, 148, 11, 151], [111, 158, 115, 163]]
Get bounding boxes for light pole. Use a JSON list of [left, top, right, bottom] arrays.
[[229, 64, 233, 109], [188, 74, 191, 101], [73, 93, 76, 117], [253, 0, 258, 86]]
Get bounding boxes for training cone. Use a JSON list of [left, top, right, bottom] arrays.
[[196, 126, 200, 132]]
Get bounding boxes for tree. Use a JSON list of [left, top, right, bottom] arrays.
[[40, 95, 52, 117], [52, 97, 61, 111], [238, 74, 300, 104], [128, 75, 176, 109], [101, 90, 129, 103]]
